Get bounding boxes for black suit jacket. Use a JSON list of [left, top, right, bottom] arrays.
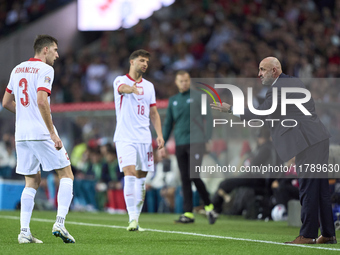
[[241, 73, 330, 162]]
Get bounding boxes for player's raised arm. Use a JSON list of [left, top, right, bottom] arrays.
[[150, 105, 164, 149], [118, 82, 139, 95], [2, 91, 16, 113]]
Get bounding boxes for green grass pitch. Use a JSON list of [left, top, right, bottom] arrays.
[[0, 211, 339, 255]]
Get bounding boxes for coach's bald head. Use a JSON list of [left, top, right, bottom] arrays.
[[258, 57, 282, 86]]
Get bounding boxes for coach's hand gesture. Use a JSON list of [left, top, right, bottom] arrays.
[[210, 102, 232, 113]]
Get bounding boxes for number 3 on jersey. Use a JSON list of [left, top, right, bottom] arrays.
[[19, 78, 30, 107]]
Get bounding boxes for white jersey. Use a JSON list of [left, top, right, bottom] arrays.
[[113, 74, 156, 143], [6, 58, 55, 141]]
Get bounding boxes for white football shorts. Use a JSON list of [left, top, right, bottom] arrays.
[[115, 142, 154, 172], [16, 140, 71, 175]]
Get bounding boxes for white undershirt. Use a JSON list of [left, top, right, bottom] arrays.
[[271, 77, 279, 86]]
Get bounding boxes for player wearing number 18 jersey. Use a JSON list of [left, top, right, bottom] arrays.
[[113, 73, 156, 144], [2, 35, 75, 244], [113, 50, 164, 231]]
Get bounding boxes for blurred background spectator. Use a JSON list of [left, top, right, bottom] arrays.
[[1, 0, 338, 103], [145, 148, 181, 213], [0, 133, 15, 178]]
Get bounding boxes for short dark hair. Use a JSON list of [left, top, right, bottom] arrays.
[[33, 35, 58, 54], [175, 70, 190, 77], [129, 49, 150, 61]]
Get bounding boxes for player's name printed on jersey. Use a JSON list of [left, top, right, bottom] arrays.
[[15, 67, 39, 74]]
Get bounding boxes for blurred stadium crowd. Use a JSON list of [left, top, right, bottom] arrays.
[[2, 0, 340, 102], [51, 0, 340, 103], [0, 0, 71, 38], [1, 0, 340, 219]]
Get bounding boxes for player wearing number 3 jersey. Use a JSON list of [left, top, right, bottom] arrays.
[[113, 50, 164, 231], [7, 52, 55, 140], [2, 35, 75, 244]]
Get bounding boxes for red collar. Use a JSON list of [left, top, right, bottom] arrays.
[[28, 58, 42, 62], [126, 73, 143, 84]]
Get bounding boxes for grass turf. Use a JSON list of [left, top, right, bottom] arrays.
[[0, 211, 339, 255]]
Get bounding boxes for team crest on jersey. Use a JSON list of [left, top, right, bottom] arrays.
[[137, 86, 144, 95], [119, 157, 122, 164], [44, 76, 51, 83]]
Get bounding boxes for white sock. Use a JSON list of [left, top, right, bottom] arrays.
[[124, 176, 136, 222], [135, 177, 146, 223], [56, 178, 73, 226], [20, 187, 36, 235]]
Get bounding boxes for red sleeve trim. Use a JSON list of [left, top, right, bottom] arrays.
[[37, 87, 51, 96], [120, 95, 123, 109], [150, 103, 156, 107], [6, 88, 12, 94]]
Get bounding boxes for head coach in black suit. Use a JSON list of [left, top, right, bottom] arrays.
[[211, 57, 336, 244]]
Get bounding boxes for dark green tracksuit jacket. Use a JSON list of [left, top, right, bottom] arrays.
[[162, 89, 213, 146]]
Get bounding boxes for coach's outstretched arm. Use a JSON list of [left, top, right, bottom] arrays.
[[2, 91, 16, 113], [37, 90, 62, 150], [150, 106, 164, 149], [210, 102, 233, 114]]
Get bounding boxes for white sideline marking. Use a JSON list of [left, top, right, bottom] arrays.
[[1, 215, 340, 251]]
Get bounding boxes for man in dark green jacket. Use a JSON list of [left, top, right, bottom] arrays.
[[161, 70, 215, 223]]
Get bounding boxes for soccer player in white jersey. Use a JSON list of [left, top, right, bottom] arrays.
[[2, 35, 75, 244], [113, 50, 164, 231]]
